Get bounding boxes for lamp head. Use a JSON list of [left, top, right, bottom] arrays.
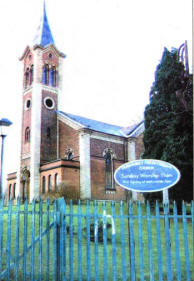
[[0, 118, 13, 137]]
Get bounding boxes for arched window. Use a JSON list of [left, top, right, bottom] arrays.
[[29, 65, 33, 85], [43, 64, 49, 85], [50, 66, 57, 87], [25, 68, 30, 88], [13, 183, 16, 199], [42, 176, 46, 194], [25, 127, 30, 142], [9, 184, 12, 200], [48, 175, 51, 192], [103, 148, 115, 190], [55, 173, 58, 191]]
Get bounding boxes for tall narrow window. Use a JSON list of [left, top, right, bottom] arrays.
[[43, 64, 49, 85], [47, 127, 51, 138], [42, 176, 46, 194], [48, 175, 51, 192], [55, 173, 58, 191], [25, 68, 30, 88], [103, 148, 115, 190], [13, 183, 16, 199], [29, 65, 33, 85], [9, 184, 12, 200], [50, 66, 56, 87], [25, 127, 30, 142]]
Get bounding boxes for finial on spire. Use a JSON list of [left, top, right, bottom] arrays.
[[32, 0, 55, 47]]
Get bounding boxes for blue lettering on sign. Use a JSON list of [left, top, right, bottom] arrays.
[[114, 159, 181, 192]]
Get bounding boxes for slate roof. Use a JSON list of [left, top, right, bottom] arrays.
[[32, 0, 55, 47], [121, 121, 145, 137], [57, 111, 143, 138], [57, 111, 124, 136]]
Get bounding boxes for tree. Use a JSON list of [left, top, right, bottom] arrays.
[[143, 47, 193, 203]]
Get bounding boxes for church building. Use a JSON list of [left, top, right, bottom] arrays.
[[7, 2, 144, 202]]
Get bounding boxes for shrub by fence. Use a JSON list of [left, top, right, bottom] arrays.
[[0, 198, 193, 281]]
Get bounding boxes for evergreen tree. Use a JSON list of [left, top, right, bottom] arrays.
[[143, 47, 193, 203]]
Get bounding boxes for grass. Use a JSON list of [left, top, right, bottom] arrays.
[[0, 200, 193, 280]]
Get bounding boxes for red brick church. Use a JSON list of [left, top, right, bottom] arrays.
[[7, 2, 144, 201]]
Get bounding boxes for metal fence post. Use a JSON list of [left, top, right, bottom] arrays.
[[56, 199, 61, 281], [128, 201, 136, 281]]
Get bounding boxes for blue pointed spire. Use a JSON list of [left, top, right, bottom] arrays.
[[33, 0, 55, 47]]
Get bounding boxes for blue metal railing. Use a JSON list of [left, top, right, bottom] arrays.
[[0, 198, 193, 280]]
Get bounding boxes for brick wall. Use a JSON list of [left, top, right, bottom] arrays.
[[58, 121, 79, 160], [40, 160, 80, 198], [7, 172, 17, 200], [90, 138, 125, 161], [21, 92, 32, 156], [42, 50, 59, 66], [90, 157, 127, 200], [90, 137, 127, 200], [40, 90, 58, 162]]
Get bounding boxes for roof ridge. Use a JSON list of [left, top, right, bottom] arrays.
[[59, 111, 123, 128], [57, 111, 144, 138]]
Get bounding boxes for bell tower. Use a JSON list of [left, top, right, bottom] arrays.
[[17, 0, 65, 201]]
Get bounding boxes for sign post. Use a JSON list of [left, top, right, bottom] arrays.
[[163, 189, 169, 205]]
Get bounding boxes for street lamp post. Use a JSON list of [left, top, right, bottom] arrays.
[[0, 118, 12, 199]]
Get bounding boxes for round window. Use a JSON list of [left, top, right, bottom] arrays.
[[25, 99, 31, 110], [44, 97, 55, 109]]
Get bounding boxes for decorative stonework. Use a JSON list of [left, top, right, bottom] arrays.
[[57, 114, 83, 130], [91, 132, 124, 144], [102, 148, 116, 160], [127, 139, 136, 162], [20, 167, 30, 182], [79, 132, 91, 199], [64, 148, 74, 160], [127, 139, 137, 201]]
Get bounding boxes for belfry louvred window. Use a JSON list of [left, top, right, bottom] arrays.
[[29, 65, 33, 85], [50, 66, 56, 87], [43, 64, 57, 86], [43, 64, 49, 85], [24, 65, 33, 88], [25, 68, 30, 88]]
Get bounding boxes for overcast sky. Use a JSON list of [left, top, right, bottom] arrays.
[[0, 0, 192, 189]]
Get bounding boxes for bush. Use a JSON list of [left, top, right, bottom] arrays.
[[42, 182, 79, 202]]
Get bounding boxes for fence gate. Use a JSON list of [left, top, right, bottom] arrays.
[[0, 197, 193, 280]]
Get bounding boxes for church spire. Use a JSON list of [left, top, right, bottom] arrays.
[[33, 0, 55, 47]]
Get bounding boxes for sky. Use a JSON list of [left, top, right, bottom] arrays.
[[0, 0, 192, 191]]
